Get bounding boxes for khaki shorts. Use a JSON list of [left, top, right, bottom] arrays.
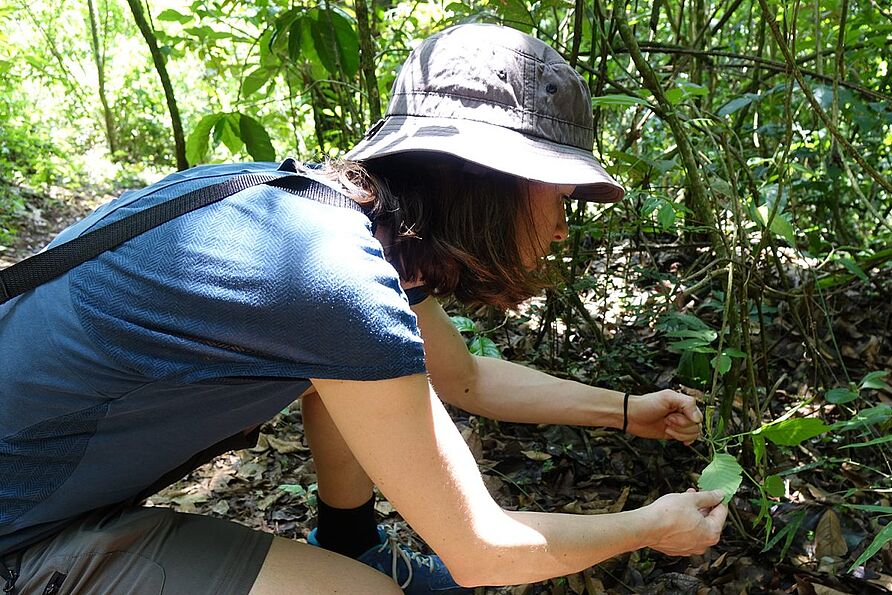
[[4, 506, 272, 595]]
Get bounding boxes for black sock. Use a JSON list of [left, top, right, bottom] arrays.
[[314, 495, 381, 559]]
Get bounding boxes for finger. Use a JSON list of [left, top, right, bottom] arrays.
[[663, 392, 703, 424], [665, 427, 698, 444], [707, 503, 729, 527], [693, 489, 726, 508], [680, 399, 703, 424], [666, 412, 695, 427]]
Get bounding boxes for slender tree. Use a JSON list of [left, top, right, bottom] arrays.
[[86, 0, 116, 156], [124, 0, 187, 170]]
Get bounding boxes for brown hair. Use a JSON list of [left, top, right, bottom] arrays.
[[323, 153, 551, 309]]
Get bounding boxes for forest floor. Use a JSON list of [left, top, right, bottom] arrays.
[[4, 185, 890, 595]]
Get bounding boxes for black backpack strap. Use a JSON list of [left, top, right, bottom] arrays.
[[0, 172, 364, 306]]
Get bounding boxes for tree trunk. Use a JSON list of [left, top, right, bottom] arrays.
[[86, 0, 117, 156], [124, 0, 188, 170], [354, 0, 381, 123]]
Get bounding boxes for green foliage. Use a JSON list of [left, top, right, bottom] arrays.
[[450, 315, 503, 359], [698, 453, 743, 504]]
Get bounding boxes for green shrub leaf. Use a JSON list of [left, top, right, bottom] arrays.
[[238, 114, 275, 162], [468, 336, 502, 359], [449, 316, 477, 334], [698, 453, 743, 504], [758, 418, 829, 446]]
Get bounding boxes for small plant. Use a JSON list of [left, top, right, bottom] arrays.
[[449, 316, 502, 358]]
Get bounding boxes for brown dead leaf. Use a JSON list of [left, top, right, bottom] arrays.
[[815, 509, 848, 559], [566, 572, 585, 594], [561, 500, 584, 514], [608, 486, 630, 513], [521, 450, 552, 461], [481, 473, 504, 495], [250, 433, 270, 452], [583, 570, 604, 595], [806, 484, 844, 504], [256, 491, 284, 512], [459, 424, 483, 460], [236, 460, 266, 480], [374, 500, 395, 516], [812, 584, 853, 595], [266, 435, 307, 455]]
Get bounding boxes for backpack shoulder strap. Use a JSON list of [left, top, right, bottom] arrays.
[[0, 171, 364, 306]]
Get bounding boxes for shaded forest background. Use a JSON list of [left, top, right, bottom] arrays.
[[1, 0, 891, 593]]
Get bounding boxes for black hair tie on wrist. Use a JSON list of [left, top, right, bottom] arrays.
[[622, 392, 630, 433]]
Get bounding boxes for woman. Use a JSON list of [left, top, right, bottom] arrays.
[[0, 23, 726, 595]]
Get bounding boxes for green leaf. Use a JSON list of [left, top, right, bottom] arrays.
[[215, 113, 243, 154], [665, 329, 718, 342], [668, 338, 715, 353], [763, 509, 806, 558], [717, 93, 761, 117], [157, 9, 192, 23], [468, 336, 502, 359], [764, 474, 784, 498], [242, 67, 274, 98], [755, 204, 796, 245], [697, 453, 743, 504], [860, 370, 890, 391], [724, 347, 748, 358], [831, 405, 892, 432], [843, 504, 892, 514], [186, 113, 225, 166], [825, 387, 859, 404], [309, 9, 359, 78], [757, 418, 829, 446], [449, 316, 477, 334], [839, 434, 892, 449], [591, 94, 650, 108], [657, 202, 675, 229], [848, 522, 892, 572], [278, 483, 307, 495], [839, 257, 869, 283], [711, 353, 732, 374], [287, 16, 305, 62], [238, 114, 276, 162], [665, 88, 684, 105]]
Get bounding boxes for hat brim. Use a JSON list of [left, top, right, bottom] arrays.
[[345, 115, 625, 203]]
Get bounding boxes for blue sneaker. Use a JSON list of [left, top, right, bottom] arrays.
[[307, 525, 472, 594]]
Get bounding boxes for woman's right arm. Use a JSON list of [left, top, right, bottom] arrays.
[[310, 373, 727, 587]]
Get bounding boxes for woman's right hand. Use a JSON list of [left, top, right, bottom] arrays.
[[642, 489, 728, 556]]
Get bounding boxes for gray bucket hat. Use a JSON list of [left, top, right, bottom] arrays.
[[345, 23, 624, 203]]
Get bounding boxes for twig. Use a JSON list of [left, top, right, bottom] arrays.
[[757, 0, 892, 196]]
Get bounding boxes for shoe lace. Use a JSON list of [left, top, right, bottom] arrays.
[[376, 525, 436, 589]]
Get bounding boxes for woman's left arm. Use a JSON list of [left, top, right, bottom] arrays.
[[412, 296, 702, 444]]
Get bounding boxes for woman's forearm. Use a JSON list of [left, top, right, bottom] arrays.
[[443, 354, 625, 428]]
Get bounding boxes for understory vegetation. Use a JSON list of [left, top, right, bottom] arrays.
[[1, 0, 890, 592]]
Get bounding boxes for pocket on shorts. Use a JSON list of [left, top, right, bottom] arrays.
[[37, 551, 164, 595]]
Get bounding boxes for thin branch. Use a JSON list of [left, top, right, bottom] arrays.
[[757, 0, 892, 196]]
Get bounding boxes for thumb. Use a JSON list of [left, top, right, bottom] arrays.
[[680, 398, 703, 423], [693, 489, 726, 508]]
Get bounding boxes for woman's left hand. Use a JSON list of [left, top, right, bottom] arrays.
[[625, 389, 702, 445]]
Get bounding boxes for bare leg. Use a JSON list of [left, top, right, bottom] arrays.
[[302, 390, 374, 508], [248, 537, 402, 594]]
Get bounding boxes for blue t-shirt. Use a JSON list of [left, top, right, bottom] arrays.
[[0, 161, 427, 554]]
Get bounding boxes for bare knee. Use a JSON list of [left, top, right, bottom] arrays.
[[249, 537, 402, 595]]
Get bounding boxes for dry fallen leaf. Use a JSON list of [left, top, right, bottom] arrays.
[[815, 509, 848, 559], [521, 450, 552, 461]]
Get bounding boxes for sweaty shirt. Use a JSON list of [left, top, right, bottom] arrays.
[[0, 161, 427, 554]]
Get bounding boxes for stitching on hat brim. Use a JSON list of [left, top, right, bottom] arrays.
[[390, 91, 592, 133]]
